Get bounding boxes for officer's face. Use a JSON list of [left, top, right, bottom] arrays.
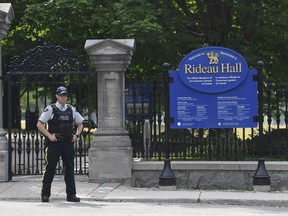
[[56, 94, 68, 105]]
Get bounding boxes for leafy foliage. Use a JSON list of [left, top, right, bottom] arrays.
[[1, 0, 288, 82]]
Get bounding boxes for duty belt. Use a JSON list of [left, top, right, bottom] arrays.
[[55, 134, 72, 142]]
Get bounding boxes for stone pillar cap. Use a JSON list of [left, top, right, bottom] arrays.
[[85, 39, 136, 56], [0, 3, 14, 40], [0, 3, 14, 24]]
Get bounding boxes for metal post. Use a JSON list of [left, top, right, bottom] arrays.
[[159, 63, 176, 188], [143, 119, 150, 160], [253, 60, 270, 191], [7, 73, 12, 180]]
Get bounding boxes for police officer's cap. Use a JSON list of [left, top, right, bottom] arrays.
[[56, 86, 68, 95]]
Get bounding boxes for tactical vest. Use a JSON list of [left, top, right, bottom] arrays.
[[48, 104, 74, 137]]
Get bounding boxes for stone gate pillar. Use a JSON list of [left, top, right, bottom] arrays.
[[0, 3, 14, 182], [85, 39, 135, 184]]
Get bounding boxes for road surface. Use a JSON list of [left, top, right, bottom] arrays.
[[1, 200, 287, 216]]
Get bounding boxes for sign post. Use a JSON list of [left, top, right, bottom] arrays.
[[252, 61, 271, 191], [159, 63, 176, 189]]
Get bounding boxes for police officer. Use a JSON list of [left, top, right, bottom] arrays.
[[37, 86, 84, 202]]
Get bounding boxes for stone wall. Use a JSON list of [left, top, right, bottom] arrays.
[[132, 161, 288, 191]]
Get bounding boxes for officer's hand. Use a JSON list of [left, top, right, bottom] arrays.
[[72, 135, 78, 143], [48, 133, 57, 142]]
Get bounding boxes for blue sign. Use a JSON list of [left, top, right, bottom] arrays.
[[170, 46, 258, 128], [179, 46, 249, 93]]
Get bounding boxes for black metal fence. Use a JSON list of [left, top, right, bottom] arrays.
[[126, 77, 288, 161], [5, 45, 96, 178], [8, 119, 95, 177]]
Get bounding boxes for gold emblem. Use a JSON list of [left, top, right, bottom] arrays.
[[207, 52, 219, 64]]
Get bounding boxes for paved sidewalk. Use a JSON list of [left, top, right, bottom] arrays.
[[1, 175, 288, 207]]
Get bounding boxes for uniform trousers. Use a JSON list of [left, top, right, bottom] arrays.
[[41, 140, 76, 197]]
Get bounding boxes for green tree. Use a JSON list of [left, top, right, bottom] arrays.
[[2, 0, 288, 81]]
